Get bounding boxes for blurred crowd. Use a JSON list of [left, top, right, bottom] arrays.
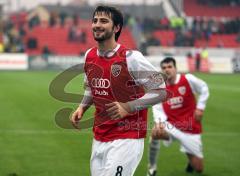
[[0, 6, 240, 54], [0, 11, 88, 54], [197, 0, 240, 6], [135, 16, 240, 48], [0, 19, 26, 53]]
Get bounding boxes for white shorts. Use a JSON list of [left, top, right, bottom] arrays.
[[90, 138, 144, 176], [163, 121, 203, 158]]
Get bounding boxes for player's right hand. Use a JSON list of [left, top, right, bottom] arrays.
[[151, 122, 169, 140], [194, 109, 204, 122], [71, 106, 84, 129]]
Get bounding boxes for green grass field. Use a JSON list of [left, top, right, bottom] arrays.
[[0, 71, 240, 176]]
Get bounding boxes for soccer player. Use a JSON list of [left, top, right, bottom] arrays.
[[71, 5, 167, 176], [147, 57, 209, 176]]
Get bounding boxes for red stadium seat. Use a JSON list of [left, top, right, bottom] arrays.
[[153, 30, 175, 46], [24, 24, 136, 55], [184, 0, 240, 17], [195, 34, 239, 48]]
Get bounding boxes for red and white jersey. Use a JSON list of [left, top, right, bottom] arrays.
[[84, 44, 164, 142], [153, 74, 209, 134]]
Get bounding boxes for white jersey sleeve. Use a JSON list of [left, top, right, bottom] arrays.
[[126, 50, 166, 90], [185, 74, 209, 110], [152, 103, 168, 123]]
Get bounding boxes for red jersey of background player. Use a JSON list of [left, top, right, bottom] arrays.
[[163, 74, 201, 134], [154, 73, 209, 134]]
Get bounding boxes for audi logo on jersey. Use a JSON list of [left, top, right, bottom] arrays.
[[167, 96, 184, 109], [91, 78, 111, 89], [167, 96, 183, 105]]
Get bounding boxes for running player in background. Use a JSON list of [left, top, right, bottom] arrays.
[[147, 57, 209, 176], [71, 5, 168, 176]]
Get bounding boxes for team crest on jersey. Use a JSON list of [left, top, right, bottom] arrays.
[[111, 64, 122, 77], [178, 86, 186, 95]]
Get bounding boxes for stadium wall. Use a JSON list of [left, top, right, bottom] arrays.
[[147, 55, 234, 73], [0, 53, 28, 70], [0, 47, 240, 73], [147, 47, 240, 73]]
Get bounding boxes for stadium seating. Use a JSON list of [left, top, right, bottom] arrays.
[[24, 19, 137, 55], [195, 34, 239, 48], [4, 3, 239, 53], [151, 29, 239, 48], [9, 12, 28, 28], [184, 0, 240, 17], [153, 30, 175, 46]]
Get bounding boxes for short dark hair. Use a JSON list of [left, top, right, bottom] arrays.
[[160, 57, 176, 68], [93, 5, 123, 41]]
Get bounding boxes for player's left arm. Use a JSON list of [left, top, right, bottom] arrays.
[[186, 74, 210, 122], [106, 50, 167, 119]]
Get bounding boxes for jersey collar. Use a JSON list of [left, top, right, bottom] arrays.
[[97, 44, 121, 58], [175, 74, 181, 84]]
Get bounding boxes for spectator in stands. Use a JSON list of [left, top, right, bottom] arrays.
[[0, 42, 4, 53], [79, 51, 85, 56], [218, 19, 225, 34], [75, 28, 84, 42], [200, 47, 209, 71], [49, 12, 57, 27], [142, 17, 154, 32], [195, 48, 202, 72], [160, 16, 170, 30], [27, 37, 38, 49], [59, 11, 67, 27], [127, 16, 137, 29], [174, 29, 185, 46], [68, 26, 76, 41], [81, 30, 87, 43], [184, 31, 195, 46], [2, 31, 8, 43], [232, 51, 240, 72], [191, 17, 202, 39], [1, 22, 25, 53], [123, 13, 130, 27], [146, 33, 161, 46], [197, 0, 207, 5], [139, 35, 148, 56], [236, 32, 240, 43], [198, 0, 240, 6], [3, 43, 11, 52], [42, 45, 52, 60], [202, 18, 212, 41], [73, 13, 79, 26], [68, 26, 86, 43], [170, 17, 185, 29], [217, 39, 224, 48], [28, 15, 40, 29], [15, 37, 25, 52], [42, 45, 51, 55], [19, 25, 26, 37]]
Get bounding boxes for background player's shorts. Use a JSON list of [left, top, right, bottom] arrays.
[[179, 133, 203, 158], [163, 121, 203, 158], [90, 138, 144, 176]]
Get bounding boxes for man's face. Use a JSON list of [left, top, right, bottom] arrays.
[[161, 62, 177, 80], [92, 12, 115, 42]]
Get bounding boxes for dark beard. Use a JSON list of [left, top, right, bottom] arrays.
[[93, 30, 114, 42]]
